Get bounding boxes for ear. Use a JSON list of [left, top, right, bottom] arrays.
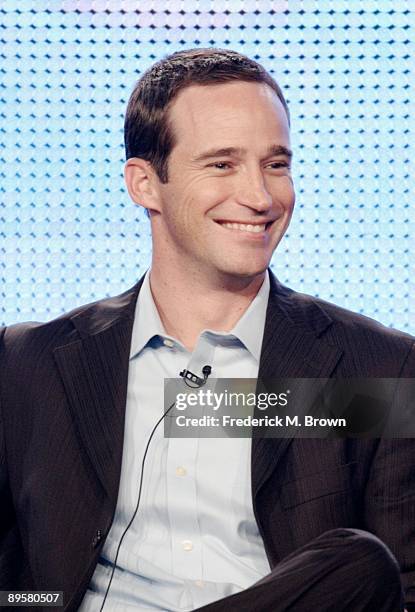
[[124, 158, 162, 213]]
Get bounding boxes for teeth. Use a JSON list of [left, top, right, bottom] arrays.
[[221, 222, 266, 233]]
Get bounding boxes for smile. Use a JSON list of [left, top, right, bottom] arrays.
[[216, 221, 271, 234]]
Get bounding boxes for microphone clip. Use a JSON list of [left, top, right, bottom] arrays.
[[179, 365, 212, 388]]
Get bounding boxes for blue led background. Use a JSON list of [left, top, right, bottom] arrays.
[[1, 1, 413, 332]]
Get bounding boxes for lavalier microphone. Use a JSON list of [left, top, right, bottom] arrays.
[[180, 365, 212, 388]]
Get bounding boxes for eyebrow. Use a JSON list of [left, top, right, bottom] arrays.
[[192, 145, 293, 163]]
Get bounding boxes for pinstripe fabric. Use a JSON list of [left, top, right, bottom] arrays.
[[0, 271, 414, 610]]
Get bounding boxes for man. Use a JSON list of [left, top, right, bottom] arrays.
[[0, 48, 414, 611]]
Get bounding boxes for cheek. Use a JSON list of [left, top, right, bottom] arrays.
[[189, 178, 230, 204], [272, 177, 296, 210], [179, 183, 231, 225], [164, 175, 223, 216]]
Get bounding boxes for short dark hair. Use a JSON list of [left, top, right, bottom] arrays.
[[124, 48, 290, 183]]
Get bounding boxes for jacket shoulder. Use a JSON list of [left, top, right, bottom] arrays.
[[0, 281, 141, 357], [273, 281, 415, 375], [289, 285, 412, 339]]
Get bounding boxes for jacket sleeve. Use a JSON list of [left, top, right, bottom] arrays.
[[0, 326, 25, 588], [364, 342, 415, 608]]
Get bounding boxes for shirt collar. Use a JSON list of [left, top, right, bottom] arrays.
[[129, 269, 270, 362], [228, 271, 269, 362], [129, 270, 168, 359]]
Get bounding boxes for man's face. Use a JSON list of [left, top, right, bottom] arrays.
[[151, 80, 295, 283]]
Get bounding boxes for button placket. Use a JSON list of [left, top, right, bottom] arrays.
[[182, 540, 193, 552]]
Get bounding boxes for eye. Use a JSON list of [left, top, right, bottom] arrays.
[[209, 162, 232, 170], [267, 161, 290, 169]]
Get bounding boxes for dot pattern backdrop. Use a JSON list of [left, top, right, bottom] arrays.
[[1, 1, 413, 332]]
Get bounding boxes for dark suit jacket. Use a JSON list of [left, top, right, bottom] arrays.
[[1, 272, 414, 611]]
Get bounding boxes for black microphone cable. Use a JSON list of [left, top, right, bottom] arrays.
[[99, 365, 212, 611]]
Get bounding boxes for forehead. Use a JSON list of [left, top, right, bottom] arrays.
[[167, 81, 290, 149]]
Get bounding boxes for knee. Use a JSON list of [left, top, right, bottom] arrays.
[[323, 528, 401, 585]]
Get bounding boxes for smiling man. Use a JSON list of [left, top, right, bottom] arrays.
[[0, 48, 414, 612], [125, 75, 295, 351]]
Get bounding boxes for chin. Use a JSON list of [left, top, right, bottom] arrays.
[[218, 264, 269, 281]]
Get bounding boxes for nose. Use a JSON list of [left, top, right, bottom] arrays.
[[235, 170, 273, 212]]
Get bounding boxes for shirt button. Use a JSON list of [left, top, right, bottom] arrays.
[[163, 339, 174, 348], [176, 466, 187, 477], [182, 540, 193, 551]]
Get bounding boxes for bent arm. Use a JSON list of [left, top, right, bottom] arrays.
[[0, 327, 26, 588], [365, 343, 415, 609]]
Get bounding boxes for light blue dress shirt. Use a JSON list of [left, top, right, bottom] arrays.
[[79, 271, 271, 611]]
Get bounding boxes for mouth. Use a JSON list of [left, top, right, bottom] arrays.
[[214, 220, 273, 234]]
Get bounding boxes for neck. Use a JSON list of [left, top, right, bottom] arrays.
[[149, 260, 266, 352]]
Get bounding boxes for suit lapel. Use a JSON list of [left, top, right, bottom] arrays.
[[52, 270, 342, 511], [53, 280, 143, 501], [252, 272, 344, 497]]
